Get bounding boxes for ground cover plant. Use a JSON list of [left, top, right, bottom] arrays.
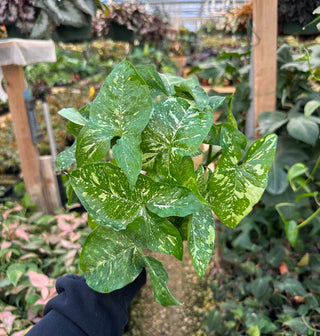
[[56, 59, 277, 305], [0, 194, 88, 335], [201, 36, 320, 335], [203, 220, 320, 335]]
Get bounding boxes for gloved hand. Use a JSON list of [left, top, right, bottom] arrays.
[[25, 269, 146, 336]]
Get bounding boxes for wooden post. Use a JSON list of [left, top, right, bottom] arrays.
[[253, 0, 278, 138], [39, 156, 61, 213], [2, 64, 47, 211]]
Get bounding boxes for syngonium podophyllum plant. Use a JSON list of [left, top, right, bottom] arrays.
[[56, 60, 277, 306]]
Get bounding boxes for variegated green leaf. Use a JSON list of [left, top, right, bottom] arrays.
[[76, 124, 112, 167], [188, 205, 215, 278], [76, 61, 152, 186], [142, 97, 213, 171], [160, 73, 208, 111], [69, 163, 202, 230], [80, 226, 145, 292], [56, 141, 76, 171], [174, 82, 208, 111], [90, 60, 152, 135], [170, 156, 209, 205], [126, 211, 183, 260], [113, 134, 142, 187], [81, 226, 181, 306], [58, 107, 88, 125], [209, 133, 277, 228], [136, 64, 170, 97], [209, 96, 226, 111], [144, 256, 183, 306]]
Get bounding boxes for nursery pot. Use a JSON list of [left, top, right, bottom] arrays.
[[5, 25, 29, 39], [282, 21, 319, 36], [55, 15, 92, 43], [106, 23, 134, 43]]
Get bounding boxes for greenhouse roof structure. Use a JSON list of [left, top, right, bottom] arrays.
[[107, 0, 251, 31]]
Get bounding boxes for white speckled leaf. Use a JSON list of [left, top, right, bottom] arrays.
[[56, 141, 76, 171], [80, 226, 145, 292], [170, 156, 209, 205], [126, 211, 183, 260], [91, 60, 152, 134], [188, 205, 215, 278], [209, 132, 277, 228], [144, 256, 183, 306], [142, 97, 213, 171], [69, 163, 202, 230], [81, 226, 182, 306], [113, 134, 142, 187], [76, 124, 112, 167], [136, 64, 170, 97], [58, 107, 87, 125], [147, 182, 202, 218], [75, 61, 152, 184]]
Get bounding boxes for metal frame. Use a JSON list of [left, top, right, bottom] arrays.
[[106, 0, 250, 30]]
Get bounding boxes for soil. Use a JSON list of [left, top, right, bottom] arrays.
[[123, 242, 215, 336]]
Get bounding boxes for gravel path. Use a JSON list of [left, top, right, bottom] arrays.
[[123, 242, 215, 336]]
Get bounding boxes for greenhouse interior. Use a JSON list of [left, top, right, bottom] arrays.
[[1, 1, 320, 335]]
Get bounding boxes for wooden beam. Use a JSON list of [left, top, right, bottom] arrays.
[[2, 64, 47, 211], [253, 0, 278, 137]]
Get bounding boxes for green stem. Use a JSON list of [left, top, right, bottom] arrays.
[[301, 314, 320, 333], [205, 144, 213, 167], [297, 207, 320, 229]]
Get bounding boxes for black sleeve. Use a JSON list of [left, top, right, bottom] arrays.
[[25, 269, 146, 336]]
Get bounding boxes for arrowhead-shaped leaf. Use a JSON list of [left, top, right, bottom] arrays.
[[209, 132, 277, 228], [142, 97, 214, 171], [287, 116, 319, 145], [80, 226, 145, 292], [76, 124, 112, 167], [136, 64, 170, 97], [126, 211, 183, 260], [76, 60, 152, 186], [144, 256, 183, 306], [58, 107, 88, 125], [81, 225, 182, 305], [112, 134, 142, 187], [56, 141, 76, 171], [69, 163, 202, 230], [188, 205, 215, 278]]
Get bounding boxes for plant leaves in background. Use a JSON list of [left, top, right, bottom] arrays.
[[7, 263, 26, 287], [266, 162, 288, 195], [258, 111, 288, 135], [287, 116, 319, 145], [283, 317, 309, 334], [285, 220, 299, 247]]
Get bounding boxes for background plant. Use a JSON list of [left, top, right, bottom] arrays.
[[0, 0, 98, 39], [0, 195, 88, 335]]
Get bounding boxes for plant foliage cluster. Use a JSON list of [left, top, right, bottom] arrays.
[[55, 60, 277, 305], [0, 196, 88, 335], [203, 221, 320, 335], [0, 0, 98, 39]]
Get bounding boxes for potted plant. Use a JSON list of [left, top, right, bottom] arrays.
[[0, 0, 97, 41], [92, 3, 171, 45], [56, 60, 277, 305], [278, 0, 320, 35]]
